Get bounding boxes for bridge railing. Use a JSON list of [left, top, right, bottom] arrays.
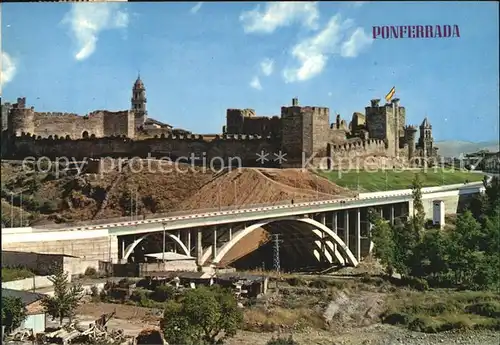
[[30, 194, 345, 230], [23, 182, 484, 231]]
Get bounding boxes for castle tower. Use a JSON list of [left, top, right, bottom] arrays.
[[418, 117, 433, 159], [281, 98, 330, 162], [8, 97, 35, 137], [131, 75, 147, 129], [404, 125, 418, 159]]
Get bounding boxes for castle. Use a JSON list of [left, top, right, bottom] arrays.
[[1, 77, 438, 167]]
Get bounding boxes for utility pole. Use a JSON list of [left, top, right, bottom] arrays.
[[20, 191, 23, 227], [272, 234, 283, 273], [10, 193, 13, 227], [233, 180, 237, 207], [218, 183, 221, 211], [130, 189, 133, 221], [135, 188, 139, 220], [162, 222, 166, 264]]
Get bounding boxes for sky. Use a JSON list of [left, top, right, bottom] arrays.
[[1, 1, 499, 142]]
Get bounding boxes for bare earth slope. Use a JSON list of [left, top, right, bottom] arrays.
[[1, 161, 352, 225], [177, 168, 354, 210]]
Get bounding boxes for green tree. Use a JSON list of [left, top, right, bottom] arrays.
[[1, 296, 27, 333], [160, 286, 243, 345], [446, 211, 484, 287], [411, 230, 450, 282], [369, 210, 395, 276], [41, 270, 84, 325], [410, 174, 425, 236]]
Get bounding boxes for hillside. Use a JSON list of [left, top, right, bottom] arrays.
[[0, 161, 352, 226], [435, 140, 499, 157]]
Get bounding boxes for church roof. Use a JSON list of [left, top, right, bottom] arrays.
[[145, 118, 171, 128]]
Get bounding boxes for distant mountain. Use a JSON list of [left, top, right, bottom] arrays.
[[435, 140, 499, 157]]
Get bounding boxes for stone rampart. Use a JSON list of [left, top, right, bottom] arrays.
[[8, 134, 281, 166]]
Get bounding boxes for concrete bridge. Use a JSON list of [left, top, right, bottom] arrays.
[[2, 182, 484, 270]]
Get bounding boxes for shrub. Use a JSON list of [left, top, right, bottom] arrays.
[[267, 335, 299, 345], [151, 284, 175, 302], [308, 278, 328, 289], [287, 277, 307, 287], [90, 285, 99, 297], [466, 302, 500, 318], [84, 267, 97, 277], [381, 312, 411, 326]]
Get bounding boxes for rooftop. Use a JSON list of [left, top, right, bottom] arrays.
[[2, 288, 45, 306]]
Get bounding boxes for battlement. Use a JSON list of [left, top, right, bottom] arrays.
[[404, 125, 418, 132], [226, 108, 256, 117], [35, 112, 82, 118], [330, 138, 385, 151]]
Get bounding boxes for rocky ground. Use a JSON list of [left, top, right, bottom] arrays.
[[229, 327, 499, 345]]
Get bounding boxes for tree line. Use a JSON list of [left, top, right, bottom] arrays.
[[370, 174, 500, 290]]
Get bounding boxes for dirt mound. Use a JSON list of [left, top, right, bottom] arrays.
[[178, 168, 355, 210], [1, 161, 354, 225]]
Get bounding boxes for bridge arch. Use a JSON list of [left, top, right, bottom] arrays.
[[211, 217, 358, 266], [123, 232, 190, 261], [200, 221, 339, 266]]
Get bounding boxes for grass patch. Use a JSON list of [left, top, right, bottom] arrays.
[[382, 290, 500, 333], [317, 169, 484, 192], [244, 306, 324, 332], [2, 267, 35, 282]]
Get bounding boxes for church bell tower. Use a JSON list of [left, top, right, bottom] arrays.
[[131, 75, 147, 129]]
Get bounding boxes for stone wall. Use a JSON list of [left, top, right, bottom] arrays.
[[34, 112, 104, 138], [7, 97, 135, 139], [8, 134, 281, 166], [225, 109, 280, 137]]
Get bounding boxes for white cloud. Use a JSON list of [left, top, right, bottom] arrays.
[[240, 2, 319, 34], [63, 3, 129, 61], [282, 14, 372, 83], [190, 2, 203, 14], [328, 91, 333, 97], [340, 27, 372, 58], [260, 58, 274, 76], [250, 76, 262, 90], [352, 1, 367, 8], [1, 52, 17, 90]]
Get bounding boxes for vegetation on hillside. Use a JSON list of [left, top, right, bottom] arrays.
[[318, 168, 484, 191], [368, 174, 500, 331]]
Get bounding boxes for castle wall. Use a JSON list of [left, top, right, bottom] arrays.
[[10, 135, 280, 166], [329, 128, 347, 143], [225, 109, 280, 137], [103, 110, 135, 138], [242, 116, 281, 137], [326, 139, 389, 169], [34, 112, 104, 138]]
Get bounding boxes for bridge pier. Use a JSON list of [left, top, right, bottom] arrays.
[[354, 208, 361, 262], [196, 229, 203, 266]]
